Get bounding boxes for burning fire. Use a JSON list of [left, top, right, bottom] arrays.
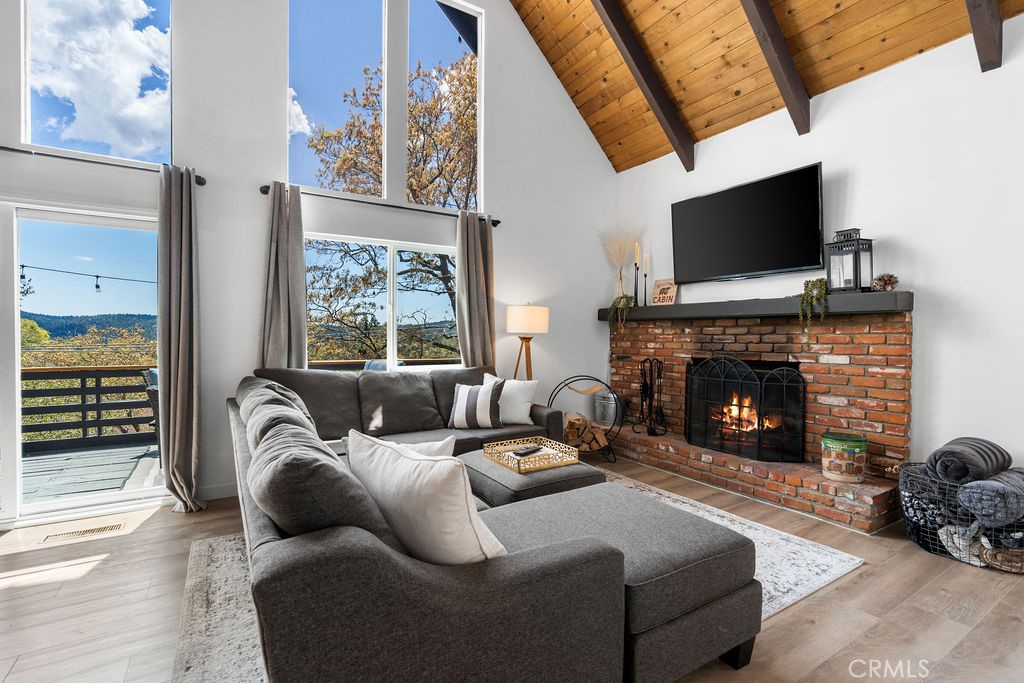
[[719, 393, 780, 432]]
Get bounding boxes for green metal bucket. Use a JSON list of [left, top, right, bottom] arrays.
[[821, 431, 868, 483]]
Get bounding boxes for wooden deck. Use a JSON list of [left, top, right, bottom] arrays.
[[21, 444, 162, 504]]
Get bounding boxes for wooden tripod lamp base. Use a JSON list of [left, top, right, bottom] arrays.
[[513, 336, 534, 380], [506, 304, 549, 382]]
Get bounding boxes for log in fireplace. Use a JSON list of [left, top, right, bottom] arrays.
[[685, 356, 806, 462]]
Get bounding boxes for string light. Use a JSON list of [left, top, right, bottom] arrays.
[[18, 264, 156, 296]]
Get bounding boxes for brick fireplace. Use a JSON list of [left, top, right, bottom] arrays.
[[602, 293, 912, 532]]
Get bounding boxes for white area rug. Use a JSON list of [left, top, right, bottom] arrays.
[[174, 474, 862, 680], [604, 471, 863, 619]]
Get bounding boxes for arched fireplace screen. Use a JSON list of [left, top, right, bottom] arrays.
[[685, 356, 805, 462]]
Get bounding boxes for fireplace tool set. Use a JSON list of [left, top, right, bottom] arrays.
[[633, 358, 668, 436]]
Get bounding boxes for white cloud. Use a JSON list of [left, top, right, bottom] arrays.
[[29, 0, 170, 159], [73, 255, 95, 262], [288, 88, 311, 138]]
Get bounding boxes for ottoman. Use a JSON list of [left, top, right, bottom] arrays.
[[459, 450, 607, 507], [481, 483, 762, 682]]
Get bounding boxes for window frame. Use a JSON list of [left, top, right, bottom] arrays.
[[289, 0, 484, 214], [304, 231, 461, 371], [11, 0, 172, 171]]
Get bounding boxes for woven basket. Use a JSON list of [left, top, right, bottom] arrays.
[[899, 464, 1024, 573]]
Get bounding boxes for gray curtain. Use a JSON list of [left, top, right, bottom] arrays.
[[455, 211, 495, 367], [260, 182, 307, 368], [158, 165, 205, 513]]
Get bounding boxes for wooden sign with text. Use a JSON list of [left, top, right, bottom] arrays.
[[651, 279, 677, 305]]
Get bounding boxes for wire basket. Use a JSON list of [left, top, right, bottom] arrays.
[[899, 464, 1024, 573]]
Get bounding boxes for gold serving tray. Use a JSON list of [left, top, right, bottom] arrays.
[[483, 437, 579, 473]]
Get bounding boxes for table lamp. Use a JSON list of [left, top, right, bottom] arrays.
[[506, 304, 549, 380]]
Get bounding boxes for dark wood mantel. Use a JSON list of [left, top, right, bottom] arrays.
[[597, 291, 914, 322]]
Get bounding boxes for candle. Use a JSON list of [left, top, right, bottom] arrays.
[[643, 252, 648, 275], [634, 242, 639, 266]]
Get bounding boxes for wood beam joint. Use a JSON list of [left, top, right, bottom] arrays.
[[590, 0, 695, 171], [965, 0, 1003, 71], [739, 0, 810, 135]]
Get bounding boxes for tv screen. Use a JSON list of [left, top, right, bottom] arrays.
[[671, 163, 823, 284]]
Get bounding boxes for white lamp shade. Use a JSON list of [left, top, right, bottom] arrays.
[[506, 305, 549, 335]]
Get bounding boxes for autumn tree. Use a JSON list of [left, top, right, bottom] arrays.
[[307, 54, 478, 210], [304, 52, 477, 363], [20, 318, 50, 346]]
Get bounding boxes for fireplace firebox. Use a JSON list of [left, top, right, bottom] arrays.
[[685, 356, 805, 462]]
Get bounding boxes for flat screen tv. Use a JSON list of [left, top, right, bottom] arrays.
[[671, 163, 823, 284]]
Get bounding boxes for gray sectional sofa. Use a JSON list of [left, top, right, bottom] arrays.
[[229, 366, 762, 682]]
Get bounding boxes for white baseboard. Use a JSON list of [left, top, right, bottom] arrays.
[[200, 481, 238, 501]]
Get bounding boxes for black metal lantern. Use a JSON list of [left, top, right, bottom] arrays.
[[826, 228, 873, 292]]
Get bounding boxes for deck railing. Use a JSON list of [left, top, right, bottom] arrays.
[[21, 365, 157, 454], [308, 358, 461, 371]]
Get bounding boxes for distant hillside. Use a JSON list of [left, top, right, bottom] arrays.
[[21, 311, 158, 340]]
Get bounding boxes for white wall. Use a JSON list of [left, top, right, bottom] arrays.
[[617, 15, 1024, 464], [0, 0, 618, 501]]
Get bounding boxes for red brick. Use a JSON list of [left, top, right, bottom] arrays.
[[781, 496, 814, 513], [765, 480, 798, 496], [711, 466, 738, 479], [814, 505, 852, 524], [850, 355, 888, 366], [754, 489, 782, 504], [833, 345, 869, 355], [727, 481, 755, 496], [853, 334, 886, 344], [784, 474, 803, 487], [871, 323, 911, 333], [851, 398, 887, 410], [847, 420, 884, 433], [816, 334, 851, 344], [834, 324, 870, 334], [867, 388, 910, 401], [799, 490, 834, 505], [818, 374, 850, 385], [869, 345, 911, 356], [831, 366, 866, 376], [851, 377, 886, 388], [832, 407, 866, 419]]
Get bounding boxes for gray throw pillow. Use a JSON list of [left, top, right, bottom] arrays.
[[357, 371, 445, 436], [253, 368, 362, 440], [245, 403, 317, 452], [247, 424, 404, 551], [236, 377, 314, 424]]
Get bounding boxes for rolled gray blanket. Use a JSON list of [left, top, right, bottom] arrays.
[[957, 468, 1024, 529], [925, 437, 1012, 484]]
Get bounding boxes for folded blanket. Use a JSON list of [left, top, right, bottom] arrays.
[[926, 437, 1012, 484], [957, 468, 1024, 529], [938, 525, 986, 567]]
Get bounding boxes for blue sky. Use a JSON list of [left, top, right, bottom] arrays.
[[288, 0, 473, 187], [19, 220, 157, 316], [28, 0, 171, 163]]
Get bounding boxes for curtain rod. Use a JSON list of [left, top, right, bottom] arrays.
[[0, 145, 206, 186], [258, 183, 500, 226]]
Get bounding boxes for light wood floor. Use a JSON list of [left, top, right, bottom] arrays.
[[2, 462, 1022, 682]]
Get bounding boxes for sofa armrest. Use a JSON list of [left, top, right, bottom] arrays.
[[250, 526, 624, 682], [531, 403, 563, 441]]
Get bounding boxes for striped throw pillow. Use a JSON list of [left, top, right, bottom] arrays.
[[448, 381, 505, 429]]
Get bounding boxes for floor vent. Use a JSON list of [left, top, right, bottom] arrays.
[[42, 523, 124, 542]]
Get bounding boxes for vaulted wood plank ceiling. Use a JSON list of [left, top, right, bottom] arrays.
[[511, 0, 1024, 172]]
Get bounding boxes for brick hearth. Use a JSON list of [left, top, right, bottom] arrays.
[[605, 306, 912, 532], [614, 429, 901, 533]]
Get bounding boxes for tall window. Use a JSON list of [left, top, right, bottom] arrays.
[[26, 0, 171, 163], [305, 237, 460, 369], [408, 0, 478, 210], [288, 0, 383, 193], [289, 0, 480, 211]]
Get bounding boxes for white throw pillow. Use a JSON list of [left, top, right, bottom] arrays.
[[346, 430, 507, 565], [484, 373, 539, 425]]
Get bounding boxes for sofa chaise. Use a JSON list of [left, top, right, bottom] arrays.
[[229, 367, 762, 682]]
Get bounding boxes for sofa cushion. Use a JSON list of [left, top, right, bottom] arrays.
[[460, 450, 606, 507], [347, 431, 506, 565], [370, 428, 479, 454], [254, 368, 361, 440], [357, 371, 445, 436], [245, 403, 317, 452], [449, 381, 504, 429], [247, 424, 403, 551], [455, 424, 547, 445], [480, 483, 756, 634], [428, 366, 494, 424], [485, 373, 538, 425], [237, 377, 313, 424]]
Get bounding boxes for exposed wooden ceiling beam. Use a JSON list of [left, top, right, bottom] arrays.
[[739, 0, 810, 135], [965, 0, 1003, 71], [590, 0, 695, 171]]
